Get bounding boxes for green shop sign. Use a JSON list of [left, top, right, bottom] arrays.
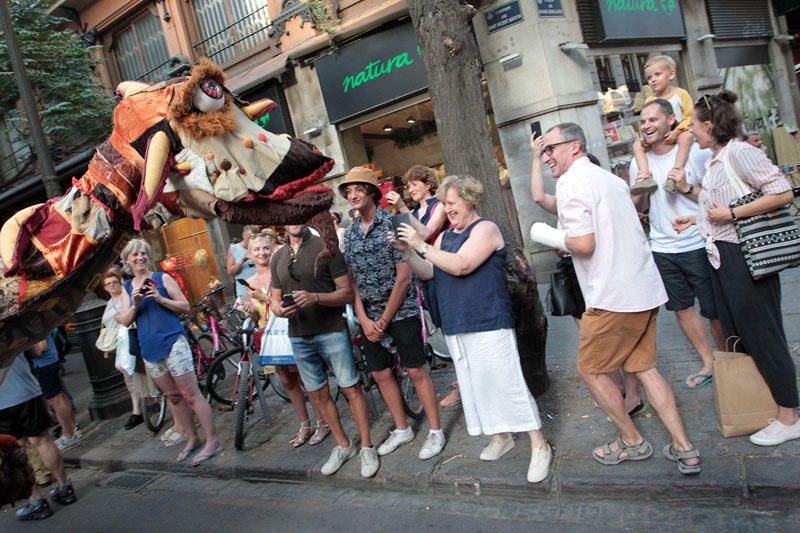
[[593, 0, 685, 40], [315, 22, 428, 124]]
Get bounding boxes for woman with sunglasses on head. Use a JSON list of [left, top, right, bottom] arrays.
[[243, 231, 327, 447], [673, 90, 799, 446], [116, 239, 222, 465]]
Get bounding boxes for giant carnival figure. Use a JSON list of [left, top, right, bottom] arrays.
[[0, 59, 336, 370]]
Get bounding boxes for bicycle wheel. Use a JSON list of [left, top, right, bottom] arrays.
[[400, 368, 423, 419], [206, 348, 243, 406], [234, 361, 250, 450], [140, 394, 167, 433], [268, 372, 290, 402]]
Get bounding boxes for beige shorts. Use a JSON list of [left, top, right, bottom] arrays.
[[144, 336, 194, 379], [577, 307, 658, 375]]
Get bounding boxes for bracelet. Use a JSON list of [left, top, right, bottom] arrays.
[[730, 207, 737, 221]]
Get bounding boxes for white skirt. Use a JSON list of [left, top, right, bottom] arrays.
[[445, 328, 542, 436]]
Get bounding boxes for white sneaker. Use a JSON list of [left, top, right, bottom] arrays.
[[480, 433, 515, 461], [418, 432, 446, 460], [527, 443, 552, 483], [321, 440, 357, 475], [360, 447, 380, 478], [749, 418, 800, 446], [377, 427, 415, 456], [55, 433, 81, 452]]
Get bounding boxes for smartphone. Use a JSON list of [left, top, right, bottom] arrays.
[[282, 293, 295, 307], [530, 121, 542, 139], [143, 278, 155, 287], [236, 278, 253, 290], [378, 181, 394, 208], [391, 213, 410, 238]]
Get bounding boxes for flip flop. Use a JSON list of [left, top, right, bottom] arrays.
[[191, 447, 224, 467], [176, 446, 199, 464], [163, 432, 187, 448], [663, 444, 701, 475], [439, 388, 461, 408], [682, 373, 713, 390]]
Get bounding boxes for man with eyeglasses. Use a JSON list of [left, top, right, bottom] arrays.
[[629, 99, 723, 391], [530, 123, 701, 474], [270, 223, 377, 478], [340, 167, 445, 464]]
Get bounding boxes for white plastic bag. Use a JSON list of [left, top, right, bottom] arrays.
[[114, 327, 137, 376], [258, 315, 295, 366]]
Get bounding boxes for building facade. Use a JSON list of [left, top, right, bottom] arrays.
[[49, 0, 800, 274]]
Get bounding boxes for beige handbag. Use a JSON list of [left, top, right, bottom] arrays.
[[95, 327, 118, 352]]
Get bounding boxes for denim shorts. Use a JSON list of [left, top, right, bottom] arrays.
[[289, 329, 359, 392], [144, 336, 195, 379]]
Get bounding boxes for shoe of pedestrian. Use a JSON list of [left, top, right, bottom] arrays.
[[749, 418, 800, 446], [290, 421, 313, 448], [418, 432, 446, 460], [377, 427, 415, 456], [527, 443, 552, 483], [360, 446, 380, 478], [124, 414, 144, 430], [308, 421, 331, 446], [321, 440, 357, 476], [55, 433, 81, 452], [480, 433, 515, 461], [49, 481, 77, 505], [630, 176, 657, 195], [16, 499, 52, 521]]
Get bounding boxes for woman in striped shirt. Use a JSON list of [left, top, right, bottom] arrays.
[[673, 90, 799, 447]]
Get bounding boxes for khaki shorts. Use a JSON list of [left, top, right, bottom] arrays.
[[577, 307, 659, 375]]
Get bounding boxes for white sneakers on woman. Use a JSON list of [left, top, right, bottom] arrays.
[[480, 434, 551, 483]]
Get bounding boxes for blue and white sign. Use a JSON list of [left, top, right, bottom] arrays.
[[485, 1, 524, 34], [537, 0, 564, 18]]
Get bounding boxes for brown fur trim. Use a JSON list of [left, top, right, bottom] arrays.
[[168, 58, 236, 140]]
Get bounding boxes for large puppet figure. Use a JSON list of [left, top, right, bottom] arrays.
[[0, 59, 336, 367]]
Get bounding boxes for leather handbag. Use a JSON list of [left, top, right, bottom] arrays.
[[127, 325, 141, 356], [547, 256, 585, 317], [724, 151, 800, 280], [95, 327, 118, 353]]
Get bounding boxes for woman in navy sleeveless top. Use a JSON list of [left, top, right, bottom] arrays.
[[386, 165, 448, 244], [389, 175, 552, 484], [116, 239, 221, 466]]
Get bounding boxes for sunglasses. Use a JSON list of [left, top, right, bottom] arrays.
[[702, 94, 712, 111], [542, 139, 578, 156]]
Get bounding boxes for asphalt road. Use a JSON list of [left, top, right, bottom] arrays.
[[2, 468, 797, 532]]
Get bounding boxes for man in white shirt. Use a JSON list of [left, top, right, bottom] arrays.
[[530, 122, 700, 474], [630, 99, 724, 389]]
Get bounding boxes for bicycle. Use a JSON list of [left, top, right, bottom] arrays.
[[140, 393, 168, 433]]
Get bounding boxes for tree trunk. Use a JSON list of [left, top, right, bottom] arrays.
[[408, 0, 549, 396]]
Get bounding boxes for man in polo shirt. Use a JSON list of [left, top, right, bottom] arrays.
[[630, 99, 724, 390], [1, 343, 76, 520], [530, 123, 700, 474], [271, 224, 377, 478], [341, 167, 445, 462]]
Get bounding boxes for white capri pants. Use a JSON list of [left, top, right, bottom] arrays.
[[445, 328, 542, 436]]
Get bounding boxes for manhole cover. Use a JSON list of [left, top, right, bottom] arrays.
[[104, 471, 160, 490]]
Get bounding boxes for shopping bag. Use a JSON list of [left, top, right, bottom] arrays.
[[258, 315, 295, 366], [114, 328, 136, 376], [712, 339, 778, 437]]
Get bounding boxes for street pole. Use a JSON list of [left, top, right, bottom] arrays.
[[0, 1, 60, 198]]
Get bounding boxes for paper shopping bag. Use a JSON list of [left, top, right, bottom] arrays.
[[712, 349, 778, 438]]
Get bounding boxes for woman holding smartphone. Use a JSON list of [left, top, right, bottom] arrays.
[[244, 231, 327, 447], [116, 239, 221, 466]]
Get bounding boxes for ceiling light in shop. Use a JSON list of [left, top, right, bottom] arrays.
[[406, 117, 416, 125], [383, 124, 393, 133]]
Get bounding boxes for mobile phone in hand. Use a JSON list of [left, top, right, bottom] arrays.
[[530, 121, 542, 139], [236, 278, 253, 290], [282, 293, 295, 307], [391, 213, 410, 238]]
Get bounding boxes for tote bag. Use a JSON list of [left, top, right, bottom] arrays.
[[258, 315, 295, 366]]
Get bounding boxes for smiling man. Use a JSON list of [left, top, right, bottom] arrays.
[[530, 123, 701, 475], [630, 100, 724, 389]]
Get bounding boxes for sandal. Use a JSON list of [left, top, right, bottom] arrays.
[[663, 444, 701, 475], [682, 373, 713, 390], [308, 421, 331, 446], [191, 447, 224, 467], [176, 446, 199, 464], [290, 421, 314, 448], [163, 431, 186, 448], [593, 437, 653, 465], [439, 388, 461, 408]]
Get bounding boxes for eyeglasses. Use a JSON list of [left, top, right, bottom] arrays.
[[288, 256, 300, 282], [542, 139, 578, 156], [104, 280, 121, 287]]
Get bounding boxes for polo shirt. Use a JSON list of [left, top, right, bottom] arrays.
[[271, 230, 348, 337]]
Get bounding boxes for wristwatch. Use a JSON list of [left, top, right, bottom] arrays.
[[419, 243, 430, 258], [681, 184, 695, 195]]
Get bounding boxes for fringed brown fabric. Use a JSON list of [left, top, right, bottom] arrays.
[[168, 58, 236, 140]]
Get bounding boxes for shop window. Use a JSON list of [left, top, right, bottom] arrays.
[[113, 10, 171, 83], [706, 0, 773, 40], [594, 57, 616, 93], [191, 0, 271, 65]]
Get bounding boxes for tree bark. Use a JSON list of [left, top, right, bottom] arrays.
[[408, 0, 549, 396]]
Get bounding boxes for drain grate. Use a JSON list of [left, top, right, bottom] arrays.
[[104, 471, 160, 490]]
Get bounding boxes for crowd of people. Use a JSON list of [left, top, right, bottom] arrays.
[[2, 52, 799, 521]]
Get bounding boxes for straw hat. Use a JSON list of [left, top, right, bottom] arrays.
[[338, 166, 379, 198]]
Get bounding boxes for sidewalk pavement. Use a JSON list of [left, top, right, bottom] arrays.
[[60, 270, 800, 503]]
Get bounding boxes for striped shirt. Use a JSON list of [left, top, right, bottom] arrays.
[[698, 140, 791, 268]]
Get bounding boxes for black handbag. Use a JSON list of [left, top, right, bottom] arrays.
[[547, 257, 585, 317], [127, 326, 141, 356]]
